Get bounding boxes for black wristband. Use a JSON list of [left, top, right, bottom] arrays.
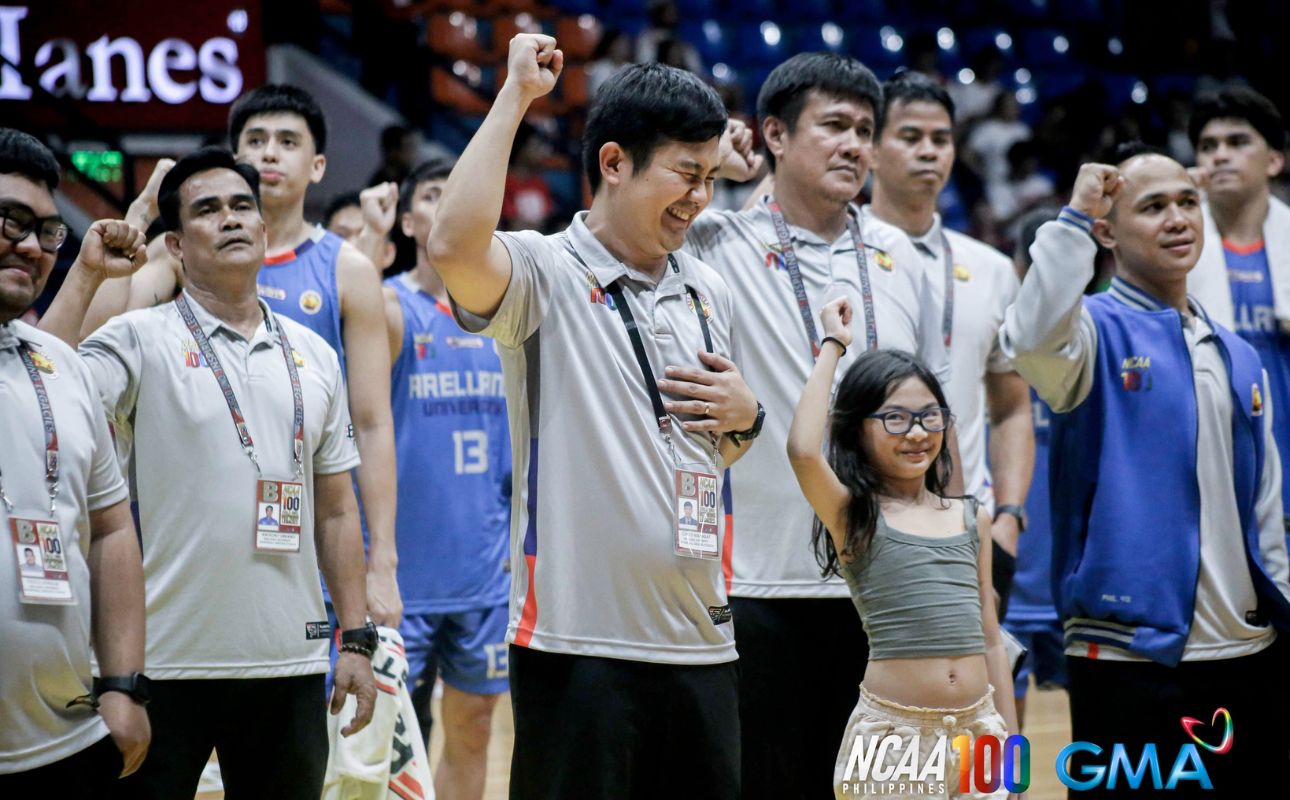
[[821, 336, 847, 357]]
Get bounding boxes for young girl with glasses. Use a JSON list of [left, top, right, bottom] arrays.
[[788, 297, 1021, 799]]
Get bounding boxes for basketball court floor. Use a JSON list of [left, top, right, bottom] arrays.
[[197, 680, 1073, 799]]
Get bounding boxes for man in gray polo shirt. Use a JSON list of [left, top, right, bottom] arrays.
[[38, 147, 376, 800], [864, 71, 1034, 616], [0, 130, 150, 793], [683, 53, 953, 799], [427, 35, 761, 799]]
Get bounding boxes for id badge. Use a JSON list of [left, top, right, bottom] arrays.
[[10, 514, 74, 605], [674, 466, 720, 560], [254, 477, 304, 554]]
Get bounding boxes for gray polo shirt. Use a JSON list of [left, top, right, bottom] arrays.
[[684, 198, 950, 599], [79, 292, 360, 679], [452, 212, 738, 664], [865, 210, 1020, 508], [0, 321, 128, 773]]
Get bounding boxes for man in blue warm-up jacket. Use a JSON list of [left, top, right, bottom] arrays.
[[1000, 143, 1290, 797]]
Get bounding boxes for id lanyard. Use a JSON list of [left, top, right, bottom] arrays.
[[0, 344, 60, 515], [938, 231, 955, 348], [174, 294, 305, 477], [766, 198, 877, 357]]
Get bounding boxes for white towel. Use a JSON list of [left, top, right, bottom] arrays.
[[323, 627, 435, 800]]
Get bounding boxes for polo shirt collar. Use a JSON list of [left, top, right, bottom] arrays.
[[1108, 276, 1208, 321], [564, 211, 688, 294], [754, 195, 838, 248], [179, 289, 276, 341], [908, 213, 947, 260], [0, 321, 23, 351]]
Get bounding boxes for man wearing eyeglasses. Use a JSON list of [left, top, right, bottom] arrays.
[[0, 128, 150, 792]]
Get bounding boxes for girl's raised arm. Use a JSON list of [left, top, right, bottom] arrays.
[[787, 297, 854, 554]]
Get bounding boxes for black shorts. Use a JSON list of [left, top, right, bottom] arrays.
[[110, 674, 328, 800], [0, 733, 122, 795], [731, 596, 868, 800], [508, 645, 740, 800]]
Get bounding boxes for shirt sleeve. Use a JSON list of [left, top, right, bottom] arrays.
[[78, 316, 143, 444], [998, 214, 1100, 412], [451, 230, 555, 349], [73, 355, 129, 512], [313, 347, 362, 476], [987, 263, 1022, 374], [1254, 368, 1290, 597]]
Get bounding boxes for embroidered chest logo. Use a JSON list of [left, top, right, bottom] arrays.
[[28, 350, 57, 377], [872, 248, 894, 271], [586, 270, 616, 309], [414, 332, 435, 359], [762, 242, 786, 271], [1252, 383, 1264, 416], [1120, 355, 1152, 392], [953, 264, 971, 282], [299, 290, 324, 315], [686, 291, 714, 321], [291, 349, 305, 369], [180, 339, 208, 369]]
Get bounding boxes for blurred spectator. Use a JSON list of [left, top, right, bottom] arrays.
[[324, 192, 364, 241], [657, 39, 694, 72], [636, 0, 702, 73], [966, 91, 1031, 185], [588, 28, 634, 98], [502, 125, 556, 233], [905, 32, 946, 85], [1164, 93, 1196, 165], [949, 47, 1006, 125], [369, 124, 424, 187], [986, 140, 1056, 244]]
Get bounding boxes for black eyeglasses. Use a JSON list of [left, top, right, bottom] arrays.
[[867, 406, 953, 435], [1, 205, 70, 254]]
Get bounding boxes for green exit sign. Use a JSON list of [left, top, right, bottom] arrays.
[[70, 150, 124, 183]]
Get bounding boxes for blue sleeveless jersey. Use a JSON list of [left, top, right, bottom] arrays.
[[387, 274, 512, 613], [1225, 241, 1290, 518], [257, 227, 347, 373]]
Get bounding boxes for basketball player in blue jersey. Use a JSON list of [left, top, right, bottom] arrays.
[[228, 85, 401, 627], [380, 156, 511, 800], [1186, 87, 1290, 549]]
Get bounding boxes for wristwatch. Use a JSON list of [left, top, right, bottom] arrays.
[[340, 619, 378, 659], [94, 673, 151, 705], [994, 504, 1028, 532], [729, 402, 765, 444]]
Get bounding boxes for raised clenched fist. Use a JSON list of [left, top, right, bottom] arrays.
[[504, 34, 564, 103]]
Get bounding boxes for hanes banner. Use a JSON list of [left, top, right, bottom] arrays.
[[0, 1, 264, 131]]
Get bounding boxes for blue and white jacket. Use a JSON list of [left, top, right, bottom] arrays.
[[1000, 209, 1290, 666]]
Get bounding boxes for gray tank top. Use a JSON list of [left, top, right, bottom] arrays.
[[841, 499, 987, 660]]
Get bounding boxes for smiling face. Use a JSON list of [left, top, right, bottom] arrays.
[[235, 112, 325, 209], [0, 173, 58, 322], [768, 90, 875, 204], [165, 167, 267, 279], [861, 376, 945, 486], [873, 99, 955, 202], [605, 136, 721, 258], [1195, 117, 1285, 207], [1094, 154, 1203, 290]]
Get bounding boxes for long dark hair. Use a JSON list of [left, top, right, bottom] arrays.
[[813, 350, 956, 575]]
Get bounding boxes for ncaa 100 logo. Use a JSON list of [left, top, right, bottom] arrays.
[[839, 733, 1030, 795]]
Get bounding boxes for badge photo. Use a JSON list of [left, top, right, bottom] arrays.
[[673, 466, 720, 560], [10, 515, 74, 605], [254, 478, 304, 554]]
